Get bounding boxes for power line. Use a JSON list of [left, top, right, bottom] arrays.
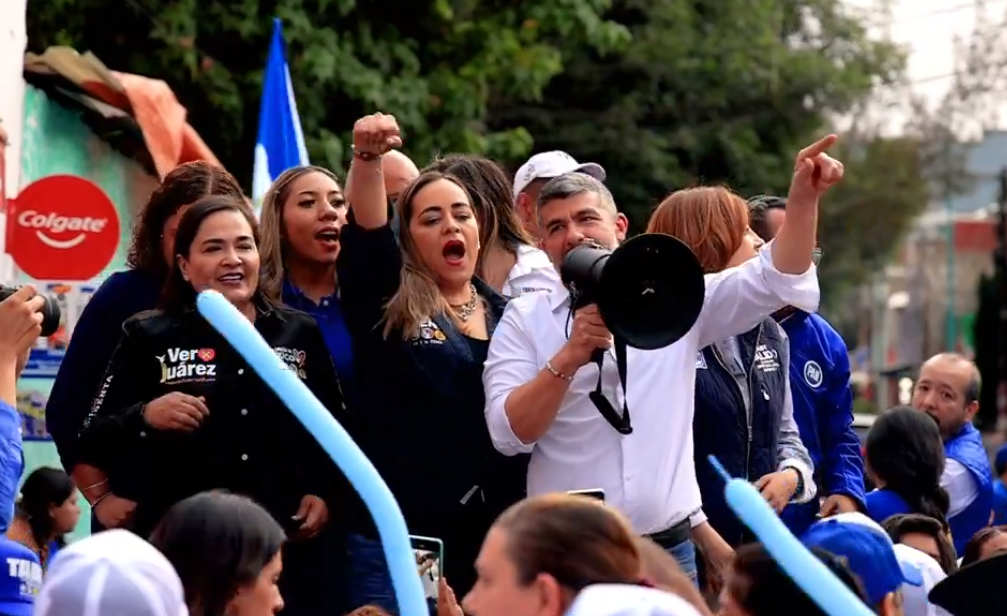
[[899, 0, 1007, 24]]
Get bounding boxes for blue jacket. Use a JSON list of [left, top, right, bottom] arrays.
[[46, 269, 162, 470], [0, 401, 24, 534], [779, 311, 866, 536], [694, 320, 790, 545], [945, 423, 994, 554], [864, 488, 912, 525], [992, 481, 1007, 526]]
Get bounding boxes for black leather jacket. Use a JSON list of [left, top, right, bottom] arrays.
[[77, 299, 347, 536]]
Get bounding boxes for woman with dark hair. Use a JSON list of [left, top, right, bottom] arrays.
[[865, 406, 951, 530], [959, 526, 1007, 566], [46, 162, 245, 487], [71, 196, 345, 609], [337, 114, 526, 610], [151, 491, 286, 616], [6, 467, 80, 571], [423, 155, 558, 297], [720, 543, 869, 616], [883, 513, 958, 574]]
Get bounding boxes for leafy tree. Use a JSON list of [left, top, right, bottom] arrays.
[[485, 0, 927, 311], [812, 133, 930, 306], [28, 0, 928, 312], [26, 0, 629, 181], [487, 0, 907, 226]]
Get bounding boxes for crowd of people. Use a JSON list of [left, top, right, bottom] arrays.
[[0, 111, 1002, 615]]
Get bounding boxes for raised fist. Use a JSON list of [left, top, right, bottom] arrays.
[[352, 113, 402, 157]]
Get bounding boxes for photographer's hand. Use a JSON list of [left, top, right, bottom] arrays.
[[553, 304, 613, 375], [0, 286, 45, 405]]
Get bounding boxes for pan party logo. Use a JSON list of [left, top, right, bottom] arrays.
[[158, 347, 217, 384], [274, 346, 307, 379]]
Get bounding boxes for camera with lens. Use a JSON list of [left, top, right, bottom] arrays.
[[0, 285, 62, 337]]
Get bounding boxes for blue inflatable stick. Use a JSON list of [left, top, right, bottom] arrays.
[[707, 456, 872, 616], [198, 291, 426, 616]]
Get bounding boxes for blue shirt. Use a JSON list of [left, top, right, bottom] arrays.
[[993, 481, 1007, 526], [282, 280, 356, 408], [0, 401, 24, 534], [865, 488, 912, 525]]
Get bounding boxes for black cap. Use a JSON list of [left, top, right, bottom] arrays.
[[747, 194, 787, 210], [929, 552, 1007, 615]]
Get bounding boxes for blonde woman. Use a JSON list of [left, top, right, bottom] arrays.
[[257, 165, 356, 616], [337, 112, 527, 611], [258, 165, 356, 402]]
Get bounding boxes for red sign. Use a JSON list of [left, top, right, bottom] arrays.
[[6, 175, 120, 281]]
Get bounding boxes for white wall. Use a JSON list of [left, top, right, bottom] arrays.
[[0, 0, 28, 284]]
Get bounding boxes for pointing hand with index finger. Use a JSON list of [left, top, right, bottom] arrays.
[[789, 134, 844, 205]]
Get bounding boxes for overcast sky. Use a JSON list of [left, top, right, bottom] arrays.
[[847, 0, 1007, 134]]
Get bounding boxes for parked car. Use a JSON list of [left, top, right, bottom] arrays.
[[852, 412, 877, 444], [852, 412, 877, 492]]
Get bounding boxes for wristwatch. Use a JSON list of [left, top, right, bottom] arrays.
[[785, 466, 804, 498]]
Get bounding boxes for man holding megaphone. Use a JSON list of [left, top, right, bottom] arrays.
[[482, 136, 844, 581]]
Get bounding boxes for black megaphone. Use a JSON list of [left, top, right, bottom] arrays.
[[560, 233, 705, 350]]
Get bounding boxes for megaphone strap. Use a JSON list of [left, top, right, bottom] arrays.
[[588, 338, 633, 435]]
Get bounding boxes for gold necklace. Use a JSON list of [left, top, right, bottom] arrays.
[[449, 283, 479, 322]]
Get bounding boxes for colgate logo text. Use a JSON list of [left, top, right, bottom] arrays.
[[7, 175, 120, 281], [17, 210, 108, 250]]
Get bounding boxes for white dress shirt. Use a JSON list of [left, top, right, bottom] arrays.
[[483, 242, 820, 534], [941, 459, 980, 518], [502, 244, 560, 298]]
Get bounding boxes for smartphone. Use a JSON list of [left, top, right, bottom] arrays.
[[568, 488, 606, 502], [411, 535, 445, 584]]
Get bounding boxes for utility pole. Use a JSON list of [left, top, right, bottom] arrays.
[[997, 167, 1007, 417], [945, 142, 957, 351]]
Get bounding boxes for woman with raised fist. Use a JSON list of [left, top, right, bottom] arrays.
[[337, 113, 526, 611]]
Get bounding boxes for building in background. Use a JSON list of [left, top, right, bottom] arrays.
[[859, 130, 1007, 409], [1, 0, 226, 539]]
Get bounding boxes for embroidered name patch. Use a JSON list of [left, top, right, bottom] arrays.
[[274, 346, 307, 379], [753, 344, 781, 373], [157, 347, 217, 384]]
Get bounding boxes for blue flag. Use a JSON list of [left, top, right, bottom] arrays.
[[252, 18, 309, 214]]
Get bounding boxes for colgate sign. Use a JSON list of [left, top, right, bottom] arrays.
[[6, 175, 120, 281]]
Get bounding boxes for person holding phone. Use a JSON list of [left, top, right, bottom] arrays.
[[71, 196, 346, 610]]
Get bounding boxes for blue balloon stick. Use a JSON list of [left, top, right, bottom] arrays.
[[708, 456, 872, 616], [198, 291, 427, 616]]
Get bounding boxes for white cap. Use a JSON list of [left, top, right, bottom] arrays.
[[565, 584, 702, 616], [513, 151, 606, 197], [892, 544, 952, 616], [36, 529, 189, 616], [829, 511, 888, 534]]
